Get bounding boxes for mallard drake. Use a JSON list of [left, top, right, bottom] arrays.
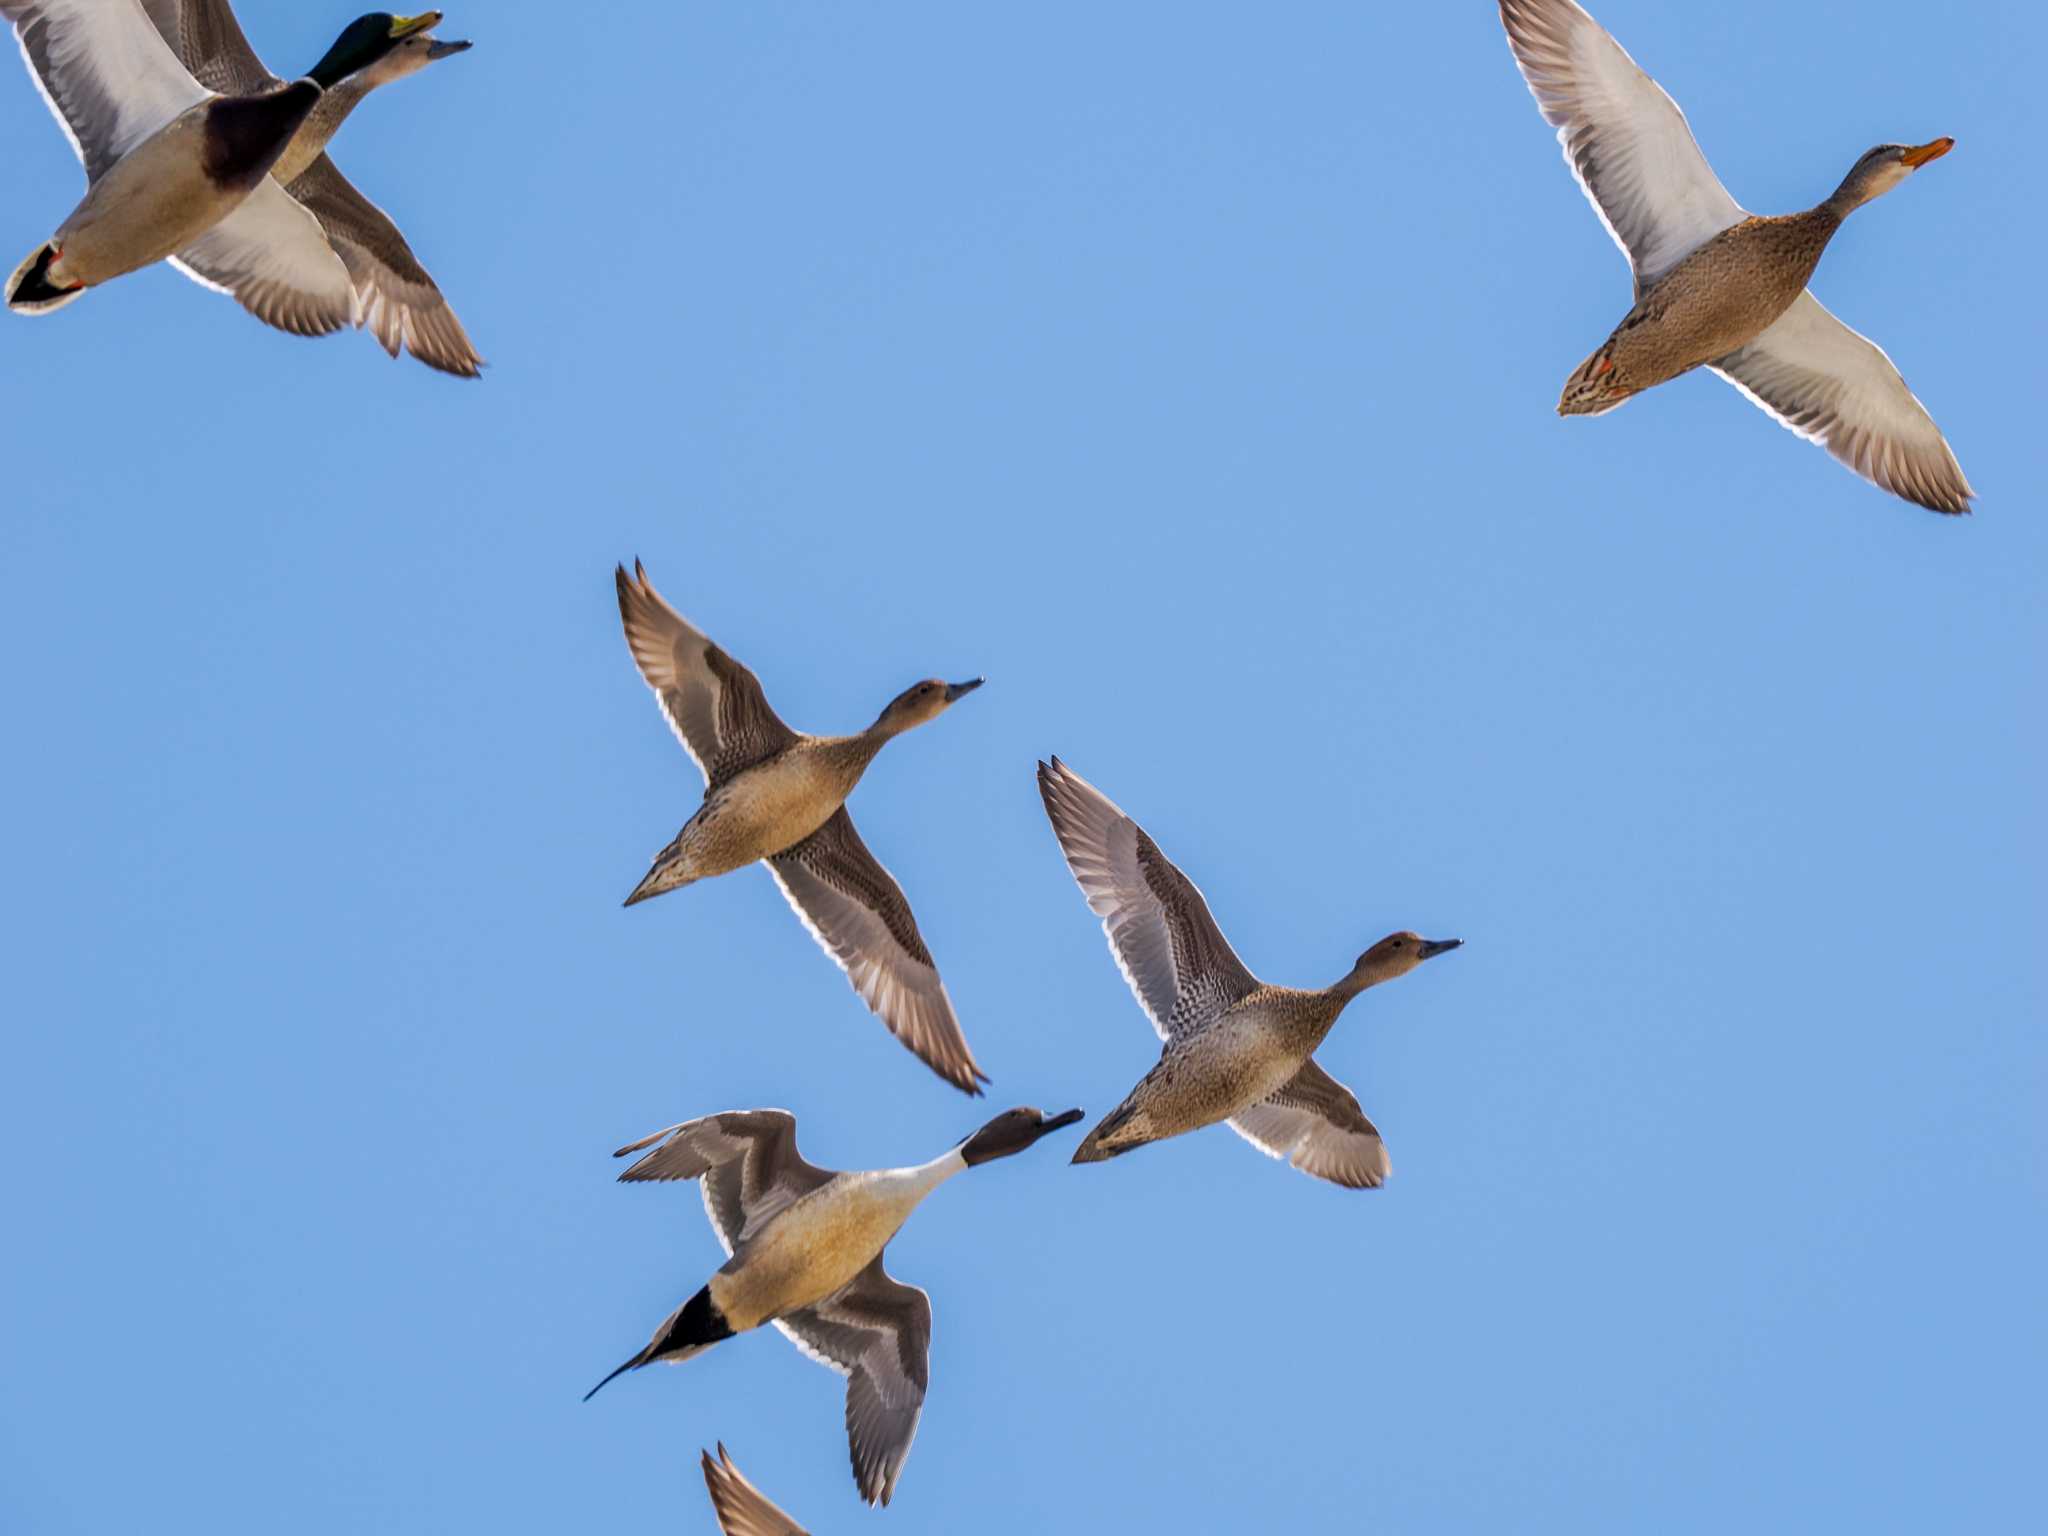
[[587, 1106, 1084, 1506], [1038, 759, 1460, 1188], [1498, 0, 1973, 514], [139, 0, 481, 376], [4, 4, 436, 337], [615, 561, 990, 1096], [701, 1445, 809, 1536]]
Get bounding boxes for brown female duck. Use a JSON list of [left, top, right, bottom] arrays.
[[615, 561, 989, 1094], [1500, 0, 1973, 513]]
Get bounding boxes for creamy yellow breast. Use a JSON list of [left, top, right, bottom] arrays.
[[709, 1156, 960, 1331]]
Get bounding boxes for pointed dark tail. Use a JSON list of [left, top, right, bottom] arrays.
[[583, 1284, 734, 1402], [583, 1349, 647, 1402], [6, 243, 84, 315]]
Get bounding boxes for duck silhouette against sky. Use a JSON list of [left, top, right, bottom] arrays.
[[1498, 0, 1972, 513], [616, 561, 989, 1093], [1039, 758, 1459, 1188], [586, 1105, 1082, 1505]]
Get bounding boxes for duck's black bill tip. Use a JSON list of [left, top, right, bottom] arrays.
[[943, 677, 985, 702], [1417, 937, 1463, 959], [1042, 1107, 1085, 1132]]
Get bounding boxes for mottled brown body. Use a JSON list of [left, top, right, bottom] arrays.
[[1561, 210, 1842, 414], [663, 735, 884, 884], [1076, 986, 1345, 1157]]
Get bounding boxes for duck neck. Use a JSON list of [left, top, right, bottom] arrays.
[[271, 82, 366, 183], [1328, 965, 1386, 1004], [1818, 162, 1887, 223], [898, 1148, 968, 1201], [858, 712, 919, 755], [1815, 187, 1861, 225], [833, 728, 893, 775]]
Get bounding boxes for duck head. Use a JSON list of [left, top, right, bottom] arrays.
[[959, 1106, 1084, 1167], [871, 676, 983, 737], [369, 20, 473, 87], [1338, 931, 1462, 995], [1827, 137, 1953, 214], [305, 13, 445, 90]]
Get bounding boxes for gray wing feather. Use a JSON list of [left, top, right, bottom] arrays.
[[616, 562, 797, 787], [168, 176, 358, 335], [768, 810, 987, 1095], [286, 154, 482, 378], [772, 1257, 931, 1508], [1037, 757, 1258, 1042], [137, 0, 275, 94], [5, 0, 209, 181], [1711, 290, 1973, 515], [613, 1110, 833, 1255], [1228, 1058, 1390, 1190], [1498, 0, 1745, 295]]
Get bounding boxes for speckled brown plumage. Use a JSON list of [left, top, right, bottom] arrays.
[[1040, 758, 1460, 1189], [1563, 210, 1840, 412], [615, 562, 989, 1094], [1500, 0, 1974, 514]]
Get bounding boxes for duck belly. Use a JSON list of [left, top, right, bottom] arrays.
[[1102, 1021, 1306, 1149], [675, 755, 849, 878], [709, 1176, 920, 1331], [54, 114, 243, 284]]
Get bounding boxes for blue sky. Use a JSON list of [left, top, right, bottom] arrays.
[[2, 2, 2041, 1530]]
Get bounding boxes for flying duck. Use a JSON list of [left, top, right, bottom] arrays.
[[615, 560, 990, 1095], [4, 4, 435, 335], [701, 1445, 810, 1536], [587, 1105, 1084, 1506], [138, 0, 481, 375], [1038, 758, 1459, 1188], [1498, 0, 1973, 514]]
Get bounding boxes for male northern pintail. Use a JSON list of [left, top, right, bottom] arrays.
[[615, 560, 990, 1094], [139, 0, 481, 374], [1498, 0, 1972, 513], [2, 5, 447, 342], [1038, 758, 1459, 1188], [587, 1106, 1084, 1506]]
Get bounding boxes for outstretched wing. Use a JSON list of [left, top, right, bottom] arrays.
[[5, 0, 209, 182], [615, 561, 797, 788], [287, 154, 483, 378], [769, 809, 987, 1096], [612, 1110, 833, 1255], [1229, 1058, 1390, 1190], [1037, 757, 1258, 1042], [700, 1444, 810, 1536], [168, 177, 359, 336], [137, 0, 276, 94], [1712, 290, 1974, 515], [1498, 0, 1745, 295], [773, 1257, 931, 1508]]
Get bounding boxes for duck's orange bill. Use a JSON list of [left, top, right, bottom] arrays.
[[1902, 137, 1955, 168]]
